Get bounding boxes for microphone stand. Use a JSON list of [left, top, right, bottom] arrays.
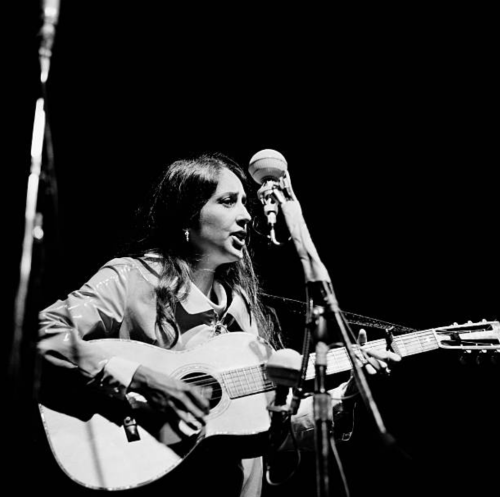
[[309, 299, 334, 497], [270, 172, 394, 497], [9, 3, 60, 432]]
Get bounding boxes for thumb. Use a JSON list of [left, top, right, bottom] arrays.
[[357, 328, 367, 346]]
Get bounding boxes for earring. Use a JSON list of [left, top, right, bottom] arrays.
[[183, 229, 190, 243]]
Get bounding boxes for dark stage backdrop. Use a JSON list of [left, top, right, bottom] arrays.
[[8, 3, 498, 497]]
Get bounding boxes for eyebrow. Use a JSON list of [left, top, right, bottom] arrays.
[[216, 190, 247, 200]]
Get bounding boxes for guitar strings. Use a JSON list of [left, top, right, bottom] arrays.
[[180, 332, 439, 391], [179, 323, 496, 403]]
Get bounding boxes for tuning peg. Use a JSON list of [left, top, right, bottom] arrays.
[[459, 350, 473, 366], [491, 351, 500, 366], [475, 350, 489, 366]]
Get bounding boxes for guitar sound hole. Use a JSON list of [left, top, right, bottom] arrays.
[[181, 372, 222, 410]]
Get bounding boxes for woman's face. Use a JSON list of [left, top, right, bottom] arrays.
[[189, 168, 251, 270]]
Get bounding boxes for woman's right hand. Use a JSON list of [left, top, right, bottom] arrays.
[[128, 365, 210, 434]]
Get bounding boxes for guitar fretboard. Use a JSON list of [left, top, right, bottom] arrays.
[[221, 330, 440, 398], [222, 364, 275, 399], [305, 329, 440, 380]]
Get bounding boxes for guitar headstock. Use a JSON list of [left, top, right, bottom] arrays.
[[432, 319, 500, 365], [432, 319, 500, 350]]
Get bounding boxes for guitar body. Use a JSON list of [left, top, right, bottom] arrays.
[[39, 332, 276, 491]]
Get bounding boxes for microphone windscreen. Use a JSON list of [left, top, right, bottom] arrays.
[[248, 149, 288, 185], [266, 348, 302, 387]]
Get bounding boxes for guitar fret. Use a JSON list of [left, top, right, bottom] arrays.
[[402, 331, 438, 356], [233, 370, 244, 392], [394, 336, 408, 356], [414, 333, 426, 354], [223, 364, 274, 399], [403, 336, 421, 355], [418, 332, 434, 352], [305, 347, 352, 381], [327, 349, 350, 375]]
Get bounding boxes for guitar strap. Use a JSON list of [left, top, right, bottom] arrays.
[[135, 256, 161, 279]]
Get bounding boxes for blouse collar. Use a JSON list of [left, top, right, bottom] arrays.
[[182, 280, 228, 316]]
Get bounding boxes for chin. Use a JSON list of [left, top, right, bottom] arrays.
[[223, 248, 245, 264], [228, 251, 244, 262]]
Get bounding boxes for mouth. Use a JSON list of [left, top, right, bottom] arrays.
[[231, 231, 247, 248]]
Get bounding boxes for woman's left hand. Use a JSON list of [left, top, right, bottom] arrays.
[[355, 328, 402, 375]]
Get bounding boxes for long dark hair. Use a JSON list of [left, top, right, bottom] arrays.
[[124, 152, 282, 349]]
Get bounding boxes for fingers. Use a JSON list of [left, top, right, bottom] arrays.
[[355, 328, 402, 376], [365, 348, 401, 363], [133, 368, 210, 428], [353, 355, 384, 375], [168, 382, 210, 425], [181, 388, 211, 421], [386, 350, 402, 362], [156, 387, 209, 440], [358, 354, 389, 375], [281, 171, 298, 201], [170, 403, 206, 434], [356, 329, 379, 374], [354, 329, 371, 371], [357, 328, 368, 347], [363, 360, 379, 376]]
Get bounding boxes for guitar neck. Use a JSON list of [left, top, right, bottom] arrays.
[[217, 321, 498, 397], [221, 329, 440, 397], [305, 329, 439, 380]]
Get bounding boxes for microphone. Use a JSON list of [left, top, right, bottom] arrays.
[[39, 0, 61, 82], [266, 348, 302, 392], [265, 348, 302, 450], [248, 149, 288, 186], [248, 149, 288, 244]]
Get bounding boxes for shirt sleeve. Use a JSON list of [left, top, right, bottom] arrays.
[[37, 260, 141, 399]]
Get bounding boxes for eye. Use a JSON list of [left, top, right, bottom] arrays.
[[220, 195, 236, 206]]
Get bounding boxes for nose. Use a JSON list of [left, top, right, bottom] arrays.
[[238, 203, 252, 226]]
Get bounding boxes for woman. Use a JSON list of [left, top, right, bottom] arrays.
[[37, 152, 398, 497]]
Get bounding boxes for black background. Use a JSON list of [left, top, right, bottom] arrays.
[[7, 2, 498, 496]]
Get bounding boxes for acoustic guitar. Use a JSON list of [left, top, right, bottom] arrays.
[[39, 320, 499, 490]]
